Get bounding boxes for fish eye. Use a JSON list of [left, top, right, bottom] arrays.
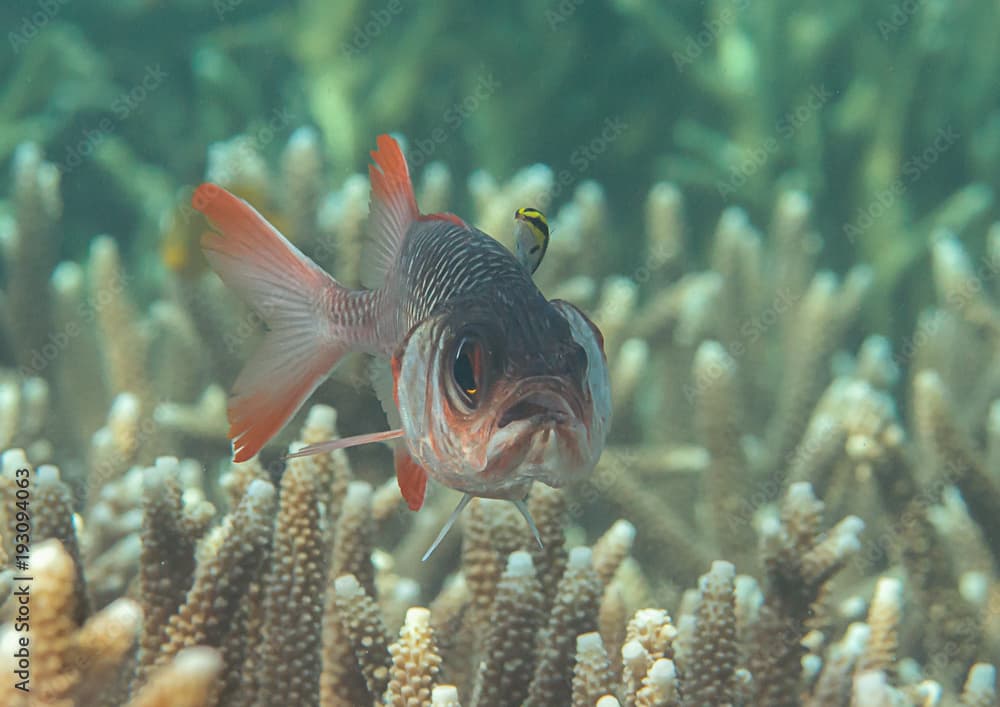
[[453, 336, 483, 405]]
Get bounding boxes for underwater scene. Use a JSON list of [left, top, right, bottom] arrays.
[[1, 0, 1000, 705]]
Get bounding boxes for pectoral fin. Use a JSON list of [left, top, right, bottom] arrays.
[[395, 445, 428, 511]]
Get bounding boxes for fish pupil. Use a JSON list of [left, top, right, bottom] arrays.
[[453, 338, 480, 401]]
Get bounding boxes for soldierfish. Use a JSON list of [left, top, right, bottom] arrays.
[[193, 134, 610, 554]]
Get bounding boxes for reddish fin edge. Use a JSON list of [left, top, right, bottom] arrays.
[[394, 446, 427, 511], [420, 212, 468, 228]]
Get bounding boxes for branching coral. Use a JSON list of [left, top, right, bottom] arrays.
[[1, 133, 1000, 707], [749, 484, 864, 706], [2, 425, 996, 707], [0, 540, 141, 707], [470, 551, 544, 707]]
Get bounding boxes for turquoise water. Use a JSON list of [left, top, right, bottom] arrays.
[[2, 1, 1000, 703], [5, 0, 997, 272]]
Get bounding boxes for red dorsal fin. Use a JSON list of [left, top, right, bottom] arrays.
[[362, 135, 470, 288], [420, 212, 468, 228], [361, 135, 420, 289], [394, 445, 427, 511]]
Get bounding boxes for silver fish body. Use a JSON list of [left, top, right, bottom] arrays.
[[382, 217, 610, 499]]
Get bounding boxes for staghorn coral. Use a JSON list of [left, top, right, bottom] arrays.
[[470, 550, 545, 707], [960, 664, 997, 707], [524, 546, 603, 707], [135, 456, 207, 680], [3, 419, 998, 707], [256, 447, 327, 707], [747, 483, 864, 706], [23, 539, 81, 707], [912, 371, 1000, 567], [692, 341, 751, 561], [124, 647, 223, 707], [1, 143, 60, 374], [326, 573, 392, 702], [333, 481, 377, 599], [857, 577, 903, 679], [2, 134, 1000, 707], [571, 632, 614, 707], [0, 540, 141, 707], [684, 560, 740, 705], [0, 452, 89, 628], [620, 609, 677, 705], [149, 478, 274, 673], [385, 607, 443, 707]]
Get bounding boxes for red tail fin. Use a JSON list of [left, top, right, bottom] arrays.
[[194, 184, 350, 462]]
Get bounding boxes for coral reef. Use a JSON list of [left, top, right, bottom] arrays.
[[1, 122, 1000, 707]]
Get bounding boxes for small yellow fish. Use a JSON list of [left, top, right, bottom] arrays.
[[514, 207, 550, 274]]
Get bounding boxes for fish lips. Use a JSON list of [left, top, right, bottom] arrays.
[[495, 380, 585, 430], [485, 379, 592, 484]]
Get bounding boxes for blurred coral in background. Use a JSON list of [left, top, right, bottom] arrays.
[[2, 0, 1000, 704]]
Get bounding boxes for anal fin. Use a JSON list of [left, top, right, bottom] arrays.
[[395, 445, 427, 511]]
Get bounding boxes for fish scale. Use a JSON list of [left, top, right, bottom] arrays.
[[398, 220, 535, 326], [389, 220, 572, 369]]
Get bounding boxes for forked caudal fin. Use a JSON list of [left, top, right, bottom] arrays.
[[193, 183, 352, 462]]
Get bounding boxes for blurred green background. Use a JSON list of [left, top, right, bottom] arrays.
[[2, 0, 999, 342]]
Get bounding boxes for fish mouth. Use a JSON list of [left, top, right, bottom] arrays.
[[497, 385, 581, 429], [484, 379, 593, 485]]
